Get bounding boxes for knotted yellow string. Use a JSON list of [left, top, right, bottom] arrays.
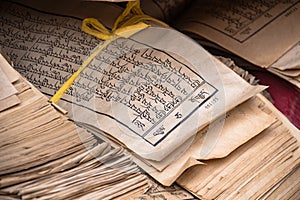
[[81, 0, 168, 40], [50, 0, 168, 105]]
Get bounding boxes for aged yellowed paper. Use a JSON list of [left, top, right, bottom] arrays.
[[0, 1, 266, 164], [175, 0, 300, 67]]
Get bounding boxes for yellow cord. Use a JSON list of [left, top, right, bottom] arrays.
[[81, 0, 168, 40], [50, 23, 149, 104], [50, 39, 112, 104], [50, 0, 167, 105]]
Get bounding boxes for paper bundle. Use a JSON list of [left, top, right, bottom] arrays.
[[0, 0, 300, 199], [0, 0, 267, 184], [0, 53, 148, 199], [177, 93, 300, 199]]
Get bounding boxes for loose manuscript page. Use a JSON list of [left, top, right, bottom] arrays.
[[0, 1, 265, 164], [175, 0, 300, 67]]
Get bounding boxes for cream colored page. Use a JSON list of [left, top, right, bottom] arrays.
[[175, 0, 300, 67], [133, 83, 272, 170], [176, 121, 300, 199], [61, 28, 265, 162], [196, 96, 276, 160], [176, 94, 300, 198], [271, 41, 300, 70], [133, 95, 276, 186], [0, 1, 265, 163]]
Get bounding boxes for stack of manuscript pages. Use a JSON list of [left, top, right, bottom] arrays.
[[0, 53, 150, 200], [0, 1, 300, 199], [173, 58, 300, 199], [0, 47, 197, 200], [1, 49, 300, 200], [176, 94, 300, 200]]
